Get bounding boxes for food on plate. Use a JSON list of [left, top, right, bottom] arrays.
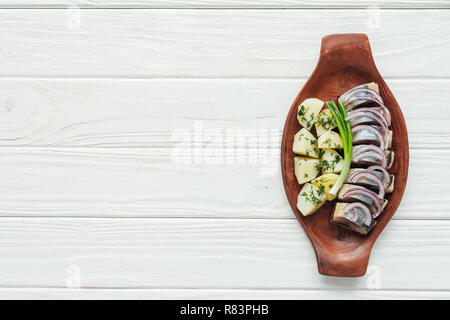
[[345, 168, 394, 194], [323, 100, 353, 198], [318, 130, 343, 149], [338, 184, 382, 217], [351, 144, 386, 167], [331, 202, 376, 235], [385, 150, 394, 169], [367, 166, 394, 192], [338, 82, 383, 111], [320, 149, 343, 174], [315, 109, 337, 137], [297, 98, 324, 130], [351, 125, 386, 150], [351, 145, 394, 169], [292, 128, 319, 158], [346, 109, 388, 128], [292, 82, 395, 235], [311, 173, 339, 201], [294, 157, 321, 184], [297, 183, 327, 216]]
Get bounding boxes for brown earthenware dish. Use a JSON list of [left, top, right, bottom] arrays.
[[281, 34, 409, 277]]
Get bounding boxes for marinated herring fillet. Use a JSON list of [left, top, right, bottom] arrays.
[[331, 202, 376, 235]]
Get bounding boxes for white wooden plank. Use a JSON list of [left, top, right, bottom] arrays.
[[0, 218, 448, 290], [0, 147, 446, 219], [0, 288, 449, 300], [0, 10, 448, 77], [0, 79, 446, 219], [0, 0, 448, 8], [0, 79, 446, 149]]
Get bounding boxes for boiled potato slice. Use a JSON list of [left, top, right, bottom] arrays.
[[292, 128, 319, 158], [294, 157, 320, 184], [318, 130, 343, 149], [311, 173, 339, 201], [320, 149, 343, 174], [297, 98, 324, 130], [297, 183, 327, 216], [315, 109, 337, 137]]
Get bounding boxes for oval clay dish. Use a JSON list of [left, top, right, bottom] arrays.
[[281, 34, 409, 277]]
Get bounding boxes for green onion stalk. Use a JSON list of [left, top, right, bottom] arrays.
[[326, 100, 352, 197]]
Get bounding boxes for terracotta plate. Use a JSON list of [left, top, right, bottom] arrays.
[[281, 34, 409, 277]]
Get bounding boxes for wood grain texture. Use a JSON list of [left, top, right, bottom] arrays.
[[0, 148, 446, 219], [0, 79, 446, 149], [0, 4, 446, 296], [0, 10, 448, 77], [0, 218, 448, 290], [0, 288, 449, 300], [0, 0, 448, 8]]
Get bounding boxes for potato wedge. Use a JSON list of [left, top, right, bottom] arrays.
[[318, 130, 343, 149], [297, 183, 327, 216], [315, 109, 337, 137], [292, 128, 319, 158], [311, 173, 339, 201], [294, 157, 321, 184], [320, 149, 343, 174], [297, 98, 324, 130]]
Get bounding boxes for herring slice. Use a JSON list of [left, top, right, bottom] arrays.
[[331, 202, 376, 235], [347, 168, 394, 193], [338, 184, 382, 217]]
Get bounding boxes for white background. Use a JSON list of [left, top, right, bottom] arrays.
[[0, 0, 449, 299]]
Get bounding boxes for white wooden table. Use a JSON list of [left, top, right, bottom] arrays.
[[0, 0, 449, 300]]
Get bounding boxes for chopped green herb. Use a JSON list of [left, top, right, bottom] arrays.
[[334, 154, 341, 163], [298, 105, 306, 116], [309, 188, 322, 205], [314, 162, 322, 171]]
